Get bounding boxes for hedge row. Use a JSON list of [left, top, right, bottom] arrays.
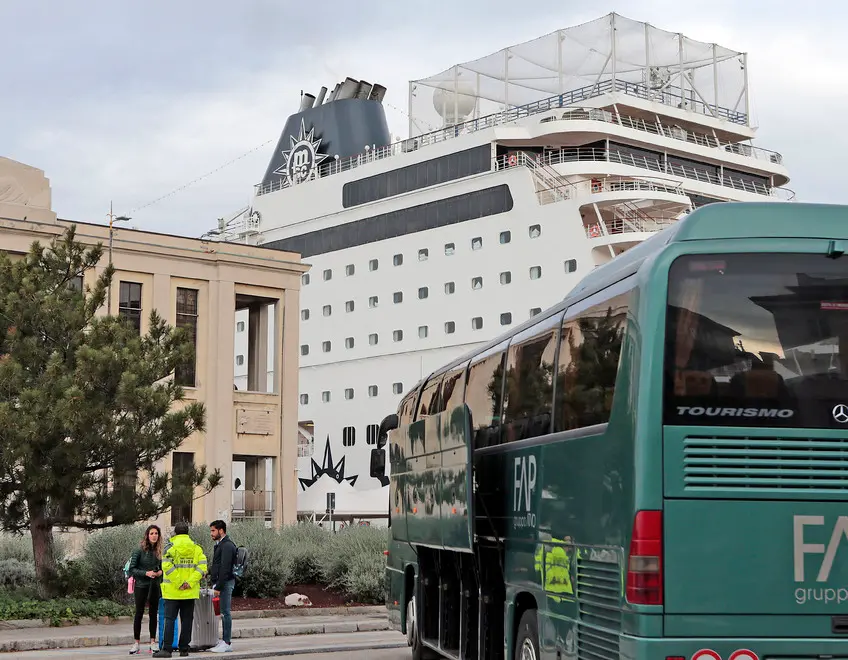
[[0, 522, 387, 606]]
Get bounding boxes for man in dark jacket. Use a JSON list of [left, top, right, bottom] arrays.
[[209, 520, 237, 653]]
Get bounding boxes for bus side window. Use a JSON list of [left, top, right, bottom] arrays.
[[417, 375, 444, 420], [440, 362, 469, 413], [465, 341, 509, 449], [398, 389, 417, 427], [502, 313, 561, 443], [553, 290, 630, 432]]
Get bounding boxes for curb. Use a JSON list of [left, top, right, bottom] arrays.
[[194, 640, 407, 659], [0, 618, 393, 653], [0, 605, 386, 631]]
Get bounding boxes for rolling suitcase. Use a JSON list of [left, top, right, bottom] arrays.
[[157, 598, 180, 651], [190, 588, 220, 650]]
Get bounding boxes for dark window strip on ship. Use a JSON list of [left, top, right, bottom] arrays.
[[341, 145, 492, 208], [263, 184, 514, 259]]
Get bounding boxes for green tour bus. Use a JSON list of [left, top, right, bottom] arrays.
[[369, 201, 848, 660]]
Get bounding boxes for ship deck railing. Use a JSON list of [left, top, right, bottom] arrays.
[[255, 79, 784, 197]]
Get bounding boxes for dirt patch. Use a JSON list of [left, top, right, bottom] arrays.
[[230, 584, 372, 611]]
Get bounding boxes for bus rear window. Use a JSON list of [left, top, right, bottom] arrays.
[[665, 252, 848, 428]]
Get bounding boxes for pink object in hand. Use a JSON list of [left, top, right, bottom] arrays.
[[127, 577, 135, 594]]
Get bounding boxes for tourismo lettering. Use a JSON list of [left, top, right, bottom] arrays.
[[676, 406, 794, 418]]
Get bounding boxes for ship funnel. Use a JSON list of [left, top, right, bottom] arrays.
[[298, 93, 316, 112], [328, 82, 340, 102], [315, 86, 328, 106], [368, 83, 387, 103], [355, 80, 372, 99], [336, 77, 359, 100]]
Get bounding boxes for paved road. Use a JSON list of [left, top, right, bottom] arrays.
[[0, 630, 409, 659]]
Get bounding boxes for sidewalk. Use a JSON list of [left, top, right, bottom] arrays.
[[0, 609, 391, 654], [0, 630, 407, 659]]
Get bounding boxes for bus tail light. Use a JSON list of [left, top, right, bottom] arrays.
[[626, 510, 663, 605]]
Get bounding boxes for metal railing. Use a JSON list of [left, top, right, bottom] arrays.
[[585, 216, 678, 239], [254, 78, 770, 196], [501, 147, 795, 199], [231, 489, 274, 517]]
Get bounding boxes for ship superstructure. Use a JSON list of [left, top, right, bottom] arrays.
[[218, 13, 792, 521]]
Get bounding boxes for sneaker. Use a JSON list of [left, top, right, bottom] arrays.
[[210, 640, 232, 653], [129, 642, 139, 655], [149, 641, 159, 653]]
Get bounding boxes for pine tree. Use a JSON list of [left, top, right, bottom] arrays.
[[0, 226, 221, 595]]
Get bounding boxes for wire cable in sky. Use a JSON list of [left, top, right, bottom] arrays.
[[125, 138, 277, 216]]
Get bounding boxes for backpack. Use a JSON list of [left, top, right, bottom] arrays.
[[232, 546, 249, 579]]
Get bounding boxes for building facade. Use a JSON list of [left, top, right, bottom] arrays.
[[0, 157, 307, 528]]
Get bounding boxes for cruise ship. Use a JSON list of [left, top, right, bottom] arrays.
[[215, 13, 792, 521]]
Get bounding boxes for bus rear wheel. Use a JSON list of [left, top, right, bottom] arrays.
[[514, 610, 539, 660], [407, 594, 438, 660]]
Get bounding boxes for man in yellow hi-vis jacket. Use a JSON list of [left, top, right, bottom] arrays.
[[153, 522, 208, 658]]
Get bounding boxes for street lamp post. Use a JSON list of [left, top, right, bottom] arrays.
[[105, 201, 131, 315]]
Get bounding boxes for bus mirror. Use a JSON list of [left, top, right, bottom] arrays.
[[377, 413, 399, 449], [369, 447, 386, 478]]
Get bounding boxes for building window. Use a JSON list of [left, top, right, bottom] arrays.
[[69, 275, 83, 292], [322, 391, 331, 403], [393, 254, 403, 266], [300, 344, 309, 356], [322, 341, 331, 353], [369, 259, 379, 271], [500, 312, 513, 326], [418, 287, 429, 300], [345, 337, 354, 349], [472, 317, 483, 330], [445, 321, 456, 334], [471, 237, 482, 250], [472, 277, 483, 290], [369, 296, 378, 308], [418, 249, 429, 261], [391, 291, 402, 304], [366, 424, 380, 445], [302, 273, 310, 285], [500, 271, 511, 285], [346, 264, 355, 276], [323, 305, 332, 317], [300, 393, 309, 405], [564, 259, 578, 273], [418, 325, 428, 339], [343, 426, 355, 446], [300, 310, 309, 321], [530, 266, 542, 280], [175, 288, 198, 387], [345, 300, 355, 313], [323, 269, 332, 281], [393, 330, 403, 342], [170, 452, 194, 525], [369, 333, 378, 345], [368, 385, 378, 397], [236, 354, 244, 366], [118, 281, 142, 334], [345, 388, 354, 400], [445, 243, 455, 256], [393, 382, 403, 394], [529, 224, 541, 238], [500, 230, 511, 244], [530, 307, 542, 317], [445, 282, 455, 295], [237, 321, 245, 331]]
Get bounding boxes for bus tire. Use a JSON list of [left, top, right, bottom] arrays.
[[514, 609, 539, 660]]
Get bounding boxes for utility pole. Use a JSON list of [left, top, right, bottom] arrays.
[[105, 201, 131, 315]]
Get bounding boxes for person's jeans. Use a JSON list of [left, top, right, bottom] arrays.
[[162, 598, 195, 652], [217, 579, 236, 644]]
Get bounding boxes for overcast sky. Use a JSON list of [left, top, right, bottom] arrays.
[[1, 0, 841, 237]]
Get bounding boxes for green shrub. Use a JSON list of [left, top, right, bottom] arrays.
[[0, 559, 36, 592], [341, 551, 385, 604], [279, 523, 329, 584], [0, 593, 132, 626], [318, 526, 387, 603], [0, 534, 66, 565], [226, 521, 287, 598], [81, 525, 146, 601]]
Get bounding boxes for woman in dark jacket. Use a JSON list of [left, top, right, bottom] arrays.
[[128, 524, 163, 654]]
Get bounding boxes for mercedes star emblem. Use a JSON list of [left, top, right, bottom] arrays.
[[833, 404, 848, 424]]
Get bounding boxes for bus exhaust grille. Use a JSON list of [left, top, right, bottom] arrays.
[[683, 436, 848, 492], [576, 555, 622, 631], [576, 622, 619, 660]]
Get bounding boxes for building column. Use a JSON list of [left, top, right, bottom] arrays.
[[278, 288, 299, 525]]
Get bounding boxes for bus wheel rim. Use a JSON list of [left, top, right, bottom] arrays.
[[520, 638, 537, 660], [407, 599, 415, 646]]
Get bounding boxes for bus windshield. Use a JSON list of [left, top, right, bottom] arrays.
[[664, 252, 848, 428]]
